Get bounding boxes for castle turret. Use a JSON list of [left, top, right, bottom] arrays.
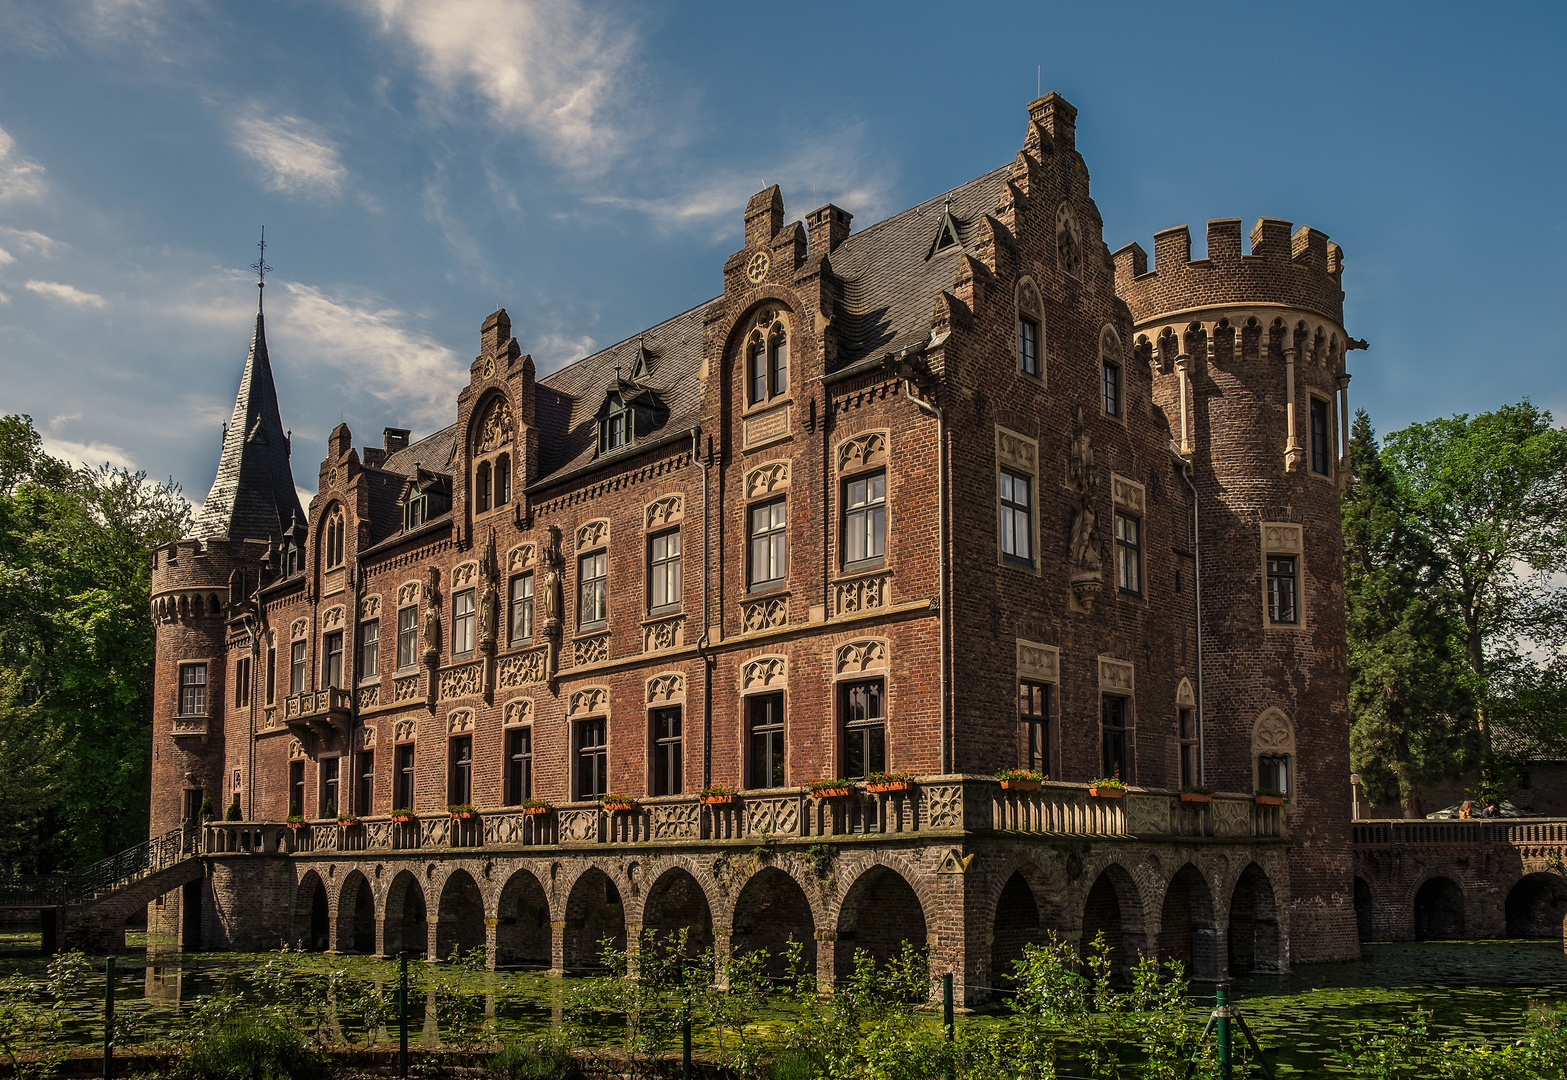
[[1114, 218, 1358, 964]]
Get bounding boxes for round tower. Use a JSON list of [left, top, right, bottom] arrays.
[[1114, 217, 1359, 964]]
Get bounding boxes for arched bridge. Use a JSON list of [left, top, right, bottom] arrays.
[[1353, 819, 1567, 943]]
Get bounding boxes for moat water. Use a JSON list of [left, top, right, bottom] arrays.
[[1, 936, 1563, 1075]]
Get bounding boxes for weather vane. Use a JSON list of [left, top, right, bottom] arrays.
[[251, 226, 273, 309]]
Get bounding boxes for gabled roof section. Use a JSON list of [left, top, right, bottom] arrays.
[[927, 201, 963, 258], [193, 310, 305, 541]]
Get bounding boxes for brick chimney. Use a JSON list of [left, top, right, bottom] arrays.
[[807, 204, 853, 255]]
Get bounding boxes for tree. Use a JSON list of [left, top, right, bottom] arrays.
[[1342, 412, 1473, 816], [0, 415, 191, 873], [1381, 401, 1567, 775]]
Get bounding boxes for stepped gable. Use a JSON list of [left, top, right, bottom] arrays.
[[827, 164, 1012, 369], [193, 310, 305, 541], [529, 302, 709, 483]]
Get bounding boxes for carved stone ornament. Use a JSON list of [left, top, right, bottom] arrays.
[[1110, 473, 1145, 515], [1017, 277, 1042, 316], [1067, 406, 1104, 612], [1056, 202, 1083, 279], [744, 460, 790, 498], [503, 698, 533, 726], [322, 605, 345, 630], [475, 396, 514, 453], [394, 719, 416, 742], [359, 595, 381, 621], [837, 431, 889, 473], [996, 428, 1036, 472], [497, 650, 547, 688], [831, 573, 890, 616], [1176, 678, 1196, 708], [741, 597, 788, 633], [745, 251, 770, 284], [576, 519, 609, 550], [647, 672, 685, 703], [643, 615, 683, 652], [397, 580, 421, 607], [1254, 709, 1295, 753], [568, 634, 606, 667], [481, 355, 495, 380], [646, 495, 683, 530], [746, 796, 799, 835], [836, 638, 888, 675], [1017, 639, 1060, 682], [425, 565, 439, 604], [741, 655, 787, 691], [651, 802, 700, 840], [288, 738, 306, 759], [506, 543, 535, 573], [393, 676, 419, 703], [358, 725, 375, 749], [568, 686, 609, 718], [356, 686, 378, 710], [448, 708, 474, 734], [451, 561, 480, 588], [1098, 656, 1135, 693], [291, 617, 309, 639], [1263, 523, 1302, 553], [438, 662, 483, 699]]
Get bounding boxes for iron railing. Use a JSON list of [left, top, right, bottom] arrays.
[[0, 826, 201, 907]]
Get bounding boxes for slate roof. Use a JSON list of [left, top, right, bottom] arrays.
[[193, 309, 306, 542]]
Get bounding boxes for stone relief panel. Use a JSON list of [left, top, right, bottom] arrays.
[[645, 495, 684, 530], [322, 605, 345, 630], [359, 595, 381, 621], [291, 617, 310, 639], [1056, 202, 1083, 279], [1176, 678, 1196, 708], [574, 633, 610, 666], [741, 597, 788, 633], [358, 725, 375, 749], [744, 460, 790, 498], [1098, 657, 1135, 693], [746, 796, 800, 835], [1110, 473, 1145, 515], [646, 672, 685, 703], [1253, 709, 1295, 753], [836, 430, 888, 473], [643, 615, 683, 652], [743, 405, 790, 450], [287, 738, 305, 759], [506, 543, 536, 573], [741, 655, 787, 691], [557, 808, 600, 844], [393, 676, 419, 703], [830, 573, 890, 616], [996, 427, 1037, 473], [451, 561, 480, 588], [921, 785, 963, 829], [1212, 799, 1251, 838], [1262, 523, 1302, 553], [475, 396, 514, 452], [394, 719, 416, 742], [576, 519, 609, 550], [356, 686, 379, 710], [497, 650, 547, 688], [448, 708, 474, 734], [438, 662, 483, 699], [836, 638, 888, 675], [651, 802, 699, 840], [396, 581, 422, 607], [568, 686, 609, 718], [1126, 794, 1171, 835], [503, 698, 533, 726], [1017, 639, 1060, 683]]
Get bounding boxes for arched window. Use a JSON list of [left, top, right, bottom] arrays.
[[1253, 709, 1296, 798], [768, 328, 788, 396], [476, 462, 492, 513], [323, 509, 345, 569], [747, 317, 788, 406], [495, 454, 511, 507], [747, 334, 768, 405]]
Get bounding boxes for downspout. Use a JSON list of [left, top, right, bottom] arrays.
[[691, 427, 713, 789], [1176, 452, 1204, 785], [900, 369, 947, 774]]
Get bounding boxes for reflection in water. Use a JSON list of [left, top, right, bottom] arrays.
[[144, 965, 180, 1004]]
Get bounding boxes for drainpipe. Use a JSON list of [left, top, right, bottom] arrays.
[[691, 427, 713, 790], [898, 355, 947, 774], [1176, 451, 1205, 785]]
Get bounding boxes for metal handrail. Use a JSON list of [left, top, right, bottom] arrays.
[[0, 826, 201, 906]]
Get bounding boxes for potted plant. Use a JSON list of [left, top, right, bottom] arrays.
[[601, 792, 639, 812], [996, 768, 1045, 792], [518, 798, 553, 816], [198, 796, 216, 822], [337, 811, 360, 827], [697, 784, 739, 806], [807, 779, 855, 799], [323, 798, 336, 820], [448, 803, 479, 820], [390, 807, 415, 824], [866, 771, 917, 794], [1255, 788, 1285, 806], [1180, 784, 1215, 804], [1088, 777, 1127, 799], [285, 814, 305, 830], [225, 797, 242, 822]]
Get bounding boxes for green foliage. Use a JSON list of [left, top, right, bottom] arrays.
[[225, 797, 242, 821], [179, 1014, 324, 1080], [0, 950, 92, 1080], [488, 1031, 584, 1080], [0, 414, 191, 872]]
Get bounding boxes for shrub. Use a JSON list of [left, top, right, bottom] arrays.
[[224, 798, 241, 821], [766, 1046, 824, 1080], [488, 1034, 583, 1080], [182, 1015, 323, 1080]]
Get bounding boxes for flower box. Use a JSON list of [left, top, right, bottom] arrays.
[[390, 813, 414, 824], [999, 778, 1042, 792], [285, 822, 306, 830], [336, 817, 361, 828], [1179, 792, 1213, 804], [519, 805, 552, 816], [603, 802, 639, 813], [1088, 786, 1124, 799], [449, 811, 478, 820], [699, 794, 738, 806], [866, 781, 914, 794], [1254, 794, 1284, 806], [809, 787, 854, 799]]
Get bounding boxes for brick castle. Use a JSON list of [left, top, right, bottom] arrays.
[[147, 94, 1360, 998]]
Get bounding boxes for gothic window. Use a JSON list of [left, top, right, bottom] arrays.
[[1252, 709, 1296, 797], [471, 395, 514, 516], [475, 462, 492, 513], [289, 760, 305, 818], [1019, 315, 1040, 377], [234, 656, 251, 708], [357, 750, 374, 815], [768, 327, 789, 397], [746, 317, 789, 406], [495, 454, 511, 506], [1020, 681, 1049, 773], [394, 743, 415, 811], [1178, 704, 1198, 788], [319, 756, 339, 818], [322, 508, 345, 569], [289, 640, 306, 695]]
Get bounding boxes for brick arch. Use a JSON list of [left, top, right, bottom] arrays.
[[717, 292, 801, 362], [728, 863, 821, 982], [1227, 860, 1285, 973], [435, 867, 487, 962], [1156, 862, 1220, 980], [292, 869, 330, 952], [1407, 870, 1466, 941], [383, 868, 428, 958], [561, 861, 629, 970], [714, 858, 828, 930], [985, 855, 1059, 991], [1076, 859, 1150, 974], [495, 864, 552, 968], [831, 856, 933, 978], [637, 862, 717, 961], [334, 869, 377, 955], [622, 853, 719, 926]]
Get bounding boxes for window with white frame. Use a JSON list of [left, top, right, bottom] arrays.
[[748, 499, 787, 590], [843, 470, 886, 569], [179, 663, 207, 715], [999, 469, 1032, 565], [578, 551, 607, 628]]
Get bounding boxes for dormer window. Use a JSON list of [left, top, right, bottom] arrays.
[[595, 380, 666, 458], [600, 401, 632, 454], [402, 470, 451, 532], [405, 494, 430, 530]]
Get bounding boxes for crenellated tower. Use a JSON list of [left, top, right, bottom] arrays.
[[1114, 218, 1359, 963]]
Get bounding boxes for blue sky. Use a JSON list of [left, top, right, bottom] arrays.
[[0, 1, 1563, 507]]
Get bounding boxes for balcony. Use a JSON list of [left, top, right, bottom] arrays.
[[282, 687, 351, 738], [203, 777, 1286, 856], [170, 713, 208, 737]]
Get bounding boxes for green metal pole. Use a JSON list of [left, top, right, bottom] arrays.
[[680, 960, 691, 1080], [1216, 982, 1232, 1080], [943, 973, 954, 1080], [102, 955, 114, 1080], [398, 953, 409, 1079]]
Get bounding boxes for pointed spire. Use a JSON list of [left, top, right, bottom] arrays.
[[192, 245, 303, 541]]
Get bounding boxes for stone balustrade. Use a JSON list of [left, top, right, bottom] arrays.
[[1352, 817, 1567, 847], [204, 777, 1284, 856]]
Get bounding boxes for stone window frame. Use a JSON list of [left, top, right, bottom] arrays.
[[1260, 522, 1307, 632], [1100, 324, 1127, 424], [1111, 472, 1146, 601], [1015, 276, 1046, 382], [502, 698, 534, 806], [392, 729, 416, 814], [643, 492, 686, 620], [321, 503, 346, 571], [470, 392, 515, 519], [1307, 392, 1335, 481], [1175, 677, 1199, 789], [739, 654, 789, 791], [568, 686, 612, 802], [742, 307, 793, 412], [1017, 640, 1060, 777], [177, 659, 209, 716], [1252, 707, 1296, 801], [1097, 656, 1135, 783], [834, 638, 889, 781], [451, 587, 477, 658], [995, 426, 1041, 575], [646, 672, 687, 797], [836, 430, 891, 575]]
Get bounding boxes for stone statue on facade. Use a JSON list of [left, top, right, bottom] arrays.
[[1067, 406, 1104, 613], [540, 524, 564, 683]]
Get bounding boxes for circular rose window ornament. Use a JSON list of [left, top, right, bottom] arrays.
[[745, 251, 770, 284]]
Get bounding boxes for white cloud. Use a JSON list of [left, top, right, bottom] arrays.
[[231, 112, 349, 199], [532, 331, 598, 375], [40, 435, 136, 472], [0, 124, 47, 203], [354, 0, 637, 169], [271, 280, 466, 429], [3, 228, 66, 256], [25, 280, 106, 307], [0, 246, 14, 266], [0, 291, 9, 304]]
